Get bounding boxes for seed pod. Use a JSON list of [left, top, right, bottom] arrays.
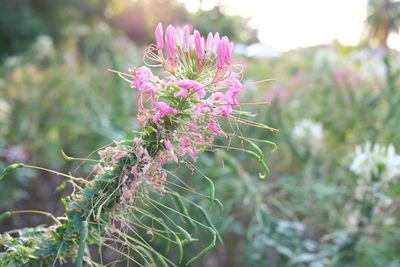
[[0, 163, 25, 180], [0, 211, 11, 223], [259, 140, 278, 152], [244, 150, 261, 161], [245, 140, 264, 159], [176, 225, 193, 242], [172, 193, 197, 229], [244, 141, 271, 179], [185, 228, 216, 265], [155, 218, 171, 255], [202, 175, 215, 208], [199, 207, 222, 244], [214, 199, 224, 216], [258, 159, 270, 179], [176, 236, 184, 264], [156, 252, 169, 267], [135, 245, 155, 265]]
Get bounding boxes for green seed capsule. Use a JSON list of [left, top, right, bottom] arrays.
[[176, 236, 184, 264], [0, 163, 25, 180], [244, 150, 261, 161], [258, 159, 270, 179], [0, 211, 11, 223], [155, 218, 171, 255], [135, 245, 155, 265], [245, 140, 264, 159], [172, 193, 197, 229], [214, 199, 224, 216], [259, 140, 278, 152], [185, 228, 216, 266], [156, 252, 169, 267], [199, 208, 222, 244], [202, 176, 215, 208], [176, 225, 193, 242]]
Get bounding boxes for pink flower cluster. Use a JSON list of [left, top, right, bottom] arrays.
[[110, 23, 246, 201], [129, 70, 242, 126]]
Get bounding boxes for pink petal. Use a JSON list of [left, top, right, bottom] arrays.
[[217, 38, 226, 68]]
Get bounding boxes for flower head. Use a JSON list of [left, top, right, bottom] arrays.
[[350, 142, 400, 182], [291, 119, 324, 154], [130, 66, 154, 94], [128, 23, 248, 165]]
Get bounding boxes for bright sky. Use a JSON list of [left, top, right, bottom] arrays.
[[178, 0, 398, 51]]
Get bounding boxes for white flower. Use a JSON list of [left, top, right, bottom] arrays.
[[350, 142, 400, 182], [350, 143, 399, 210], [33, 35, 54, 59], [292, 119, 324, 154]]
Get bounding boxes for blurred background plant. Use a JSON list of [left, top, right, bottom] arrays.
[[1, 0, 400, 266]]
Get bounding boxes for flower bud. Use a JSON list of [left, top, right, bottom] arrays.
[[194, 30, 204, 60], [155, 23, 163, 50], [165, 25, 177, 59], [212, 32, 220, 53], [206, 32, 214, 52], [183, 25, 190, 52], [217, 38, 226, 69]]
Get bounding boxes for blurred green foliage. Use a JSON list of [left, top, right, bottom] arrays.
[[0, 26, 141, 209], [0, 0, 255, 60], [0, 0, 110, 60]]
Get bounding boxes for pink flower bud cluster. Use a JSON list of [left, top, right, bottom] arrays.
[[153, 23, 233, 76]]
